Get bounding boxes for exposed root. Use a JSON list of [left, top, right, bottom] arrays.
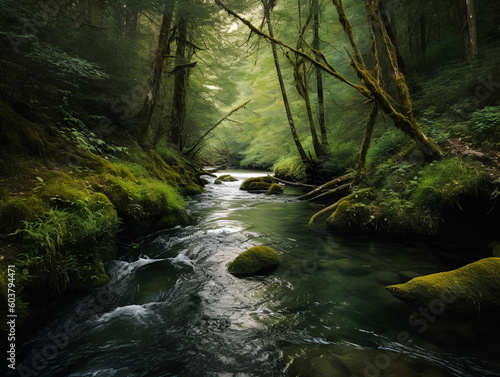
[[306, 182, 352, 202], [298, 173, 353, 200], [308, 194, 354, 228], [268, 175, 317, 188]]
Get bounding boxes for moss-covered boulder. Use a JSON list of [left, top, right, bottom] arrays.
[[218, 174, 238, 182], [268, 183, 284, 194], [214, 179, 222, 185], [386, 257, 500, 317], [240, 176, 282, 194], [227, 246, 280, 276]]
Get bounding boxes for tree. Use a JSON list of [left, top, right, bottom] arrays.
[[312, 0, 327, 148], [261, 0, 312, 165], [463, 0, 478, 64], [136, 7, 175, 149], [215, 0, 443, 163], [169, 12, 197, 151]]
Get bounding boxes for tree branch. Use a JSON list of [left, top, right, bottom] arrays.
[[185, 99, 251, 156], [214, 0, 371, 98]]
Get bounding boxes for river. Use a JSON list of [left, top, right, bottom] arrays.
[[12, 170, 500, 377]]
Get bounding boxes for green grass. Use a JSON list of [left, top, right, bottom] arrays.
[[273, 156, 307, 181], [410, 157, 487, 209]]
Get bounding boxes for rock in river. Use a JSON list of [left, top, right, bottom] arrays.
[[217, 174, 238, 182], [227, 246, 280, 277], [240, 176, 283, 194], [386, 257, 500, 317]]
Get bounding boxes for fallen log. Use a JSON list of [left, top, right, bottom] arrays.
[[308, 194, 354, 228], [298, 173, 353, 200], [267, 175, 317, 188], [306, 182, 352, 202]]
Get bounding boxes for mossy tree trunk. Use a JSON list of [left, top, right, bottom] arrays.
[[136, 9, 174, 149], [463, 0, 478, 64], [313, 0, 328, 148], [294, 0, 323, 157], [217, 0, 443, 162], [262, 0, 312, 166], [357, 102, 378, 182], [170, 13, 194, 152]]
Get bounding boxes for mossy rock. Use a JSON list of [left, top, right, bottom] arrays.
[[386, 257, 500, 317], [218, 174, 238, 182], [326, 201, 374, 233], [227, 246, 280, 276], [0, 196, 46, 232], [240, 177, 282, 194], [214, 179, 223, 185], [268, 183, 284, 194]]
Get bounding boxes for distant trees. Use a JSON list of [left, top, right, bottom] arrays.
[[216, 0, 443, 176]]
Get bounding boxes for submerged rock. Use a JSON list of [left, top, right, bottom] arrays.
[[227, 246, 280, 276], [386, 257, 500, 317], [218, 174, 238, 182], [240, 176, 283, 194]]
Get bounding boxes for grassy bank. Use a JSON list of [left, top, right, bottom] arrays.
[[0, 101, 204, 325]]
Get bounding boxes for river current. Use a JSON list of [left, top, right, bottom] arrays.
[[12, 170, 500, 377]]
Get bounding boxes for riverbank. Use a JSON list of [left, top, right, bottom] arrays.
[[0, 100, 204, 327]]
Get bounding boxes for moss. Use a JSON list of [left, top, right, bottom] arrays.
[[326, 201, 373, 233], [272, 156, 307, 181], [410, 157, 487, 209], [240, 176, 277, 192], [268, 183, 284, 194], [386, 257, 500, 317], [214, 179, 222, 185], [0, 196, 46, 232], [227, 246, 281, 276], [218, 174, 238, 182], [78, 261, 110, 289], [97, 174, 186, 225], [147, 150, 182, 184], [0, 100, 58, 157]]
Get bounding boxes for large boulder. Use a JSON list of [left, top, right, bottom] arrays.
[[218, 174, 238, 182], [227, 246, 280, 276], [240, 177, 283, 194], [386, 257, 500, 317]]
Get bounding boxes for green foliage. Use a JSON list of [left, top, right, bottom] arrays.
[[468, 106, 500, 144], [0, 196, 46, 233], [14, 196, 118, 293], [410, 157, 487, 209], [100, 174, 186, 223], [367, 129, 411, 165], [273, 156, 307, 181]]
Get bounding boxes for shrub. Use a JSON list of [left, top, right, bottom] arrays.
[[410, 157, 487, 209], [468, 105, 500, 144]]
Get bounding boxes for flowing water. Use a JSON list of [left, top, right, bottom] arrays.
[[13, 170, 500, 377]]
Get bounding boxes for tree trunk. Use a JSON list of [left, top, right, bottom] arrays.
[[263, 1, 312, 165], [216, 0, 443, 161], [313, 0, 327, 147], [464, 0, 478, 64], [295, 0, 323, 157], [357, 102, 378, 181], [170, 14, 190, 151], [136, 9, 173, 149]]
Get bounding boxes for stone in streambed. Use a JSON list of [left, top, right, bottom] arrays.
[[240, 176, 283, 194], [218, 174, 238, 182], [227, 246, 280, 277], [387, 257, 500, 317]]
